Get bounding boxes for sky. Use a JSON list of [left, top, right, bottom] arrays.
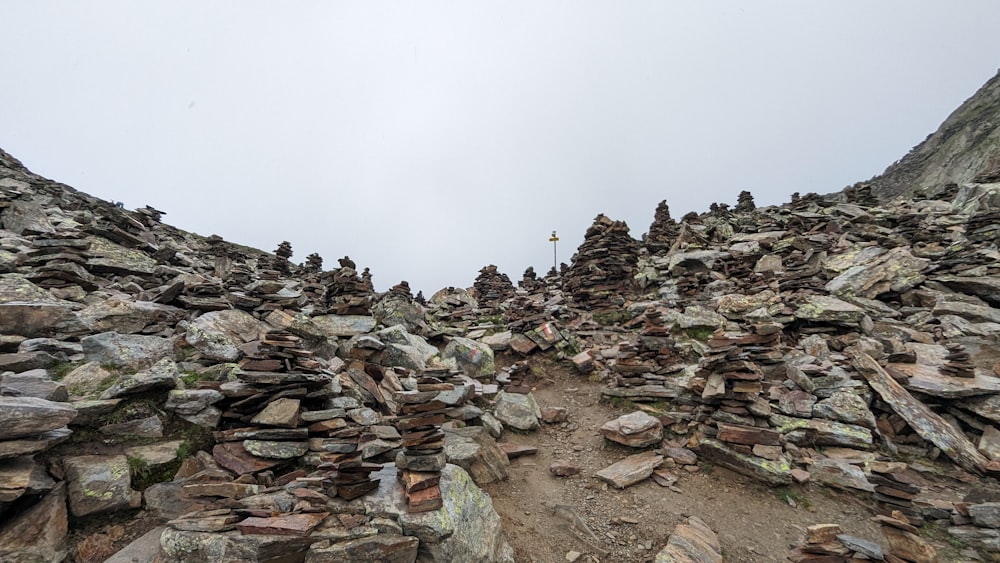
[[2, 2, 999, 296]]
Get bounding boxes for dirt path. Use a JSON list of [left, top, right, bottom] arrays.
[[484, 357, 967, 563]]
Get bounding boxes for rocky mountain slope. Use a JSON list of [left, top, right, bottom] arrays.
[[2, 73, 1000, 563], [869, 68, 1000, 200]]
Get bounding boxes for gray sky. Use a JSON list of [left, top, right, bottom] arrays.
[[2, 2, 999, 295]]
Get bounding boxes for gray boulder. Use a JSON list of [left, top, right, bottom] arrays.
[[0, 397, 77, 440], [493, 391, 541, 431], [0, 370, 68, 401], [64, 454, 136, 517], [813, 390, 877, 429], [82, 331, 175, 370], [443, 426, 510, 485], [442, 337, 495, 377], [100, 358, 179, 399], [360, 463, 514, 563], [77, 298, 186, 334], [377, 325, 438, 371], [182, 309, 263, 362]]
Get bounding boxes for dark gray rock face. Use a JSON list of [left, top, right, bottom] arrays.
[[868, 69, 1000, 200]]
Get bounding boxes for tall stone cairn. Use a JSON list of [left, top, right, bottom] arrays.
[[645, 199, 679, 254], [563, 214, 640, 309], [735, 190, 756, 213], [473, 265, 515, 310]]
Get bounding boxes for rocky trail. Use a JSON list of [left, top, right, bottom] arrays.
[[486, 357, 977, 563]]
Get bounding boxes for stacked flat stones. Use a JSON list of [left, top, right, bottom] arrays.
[[562, 214, 640, 309]]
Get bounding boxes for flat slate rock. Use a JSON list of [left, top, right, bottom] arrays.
[[236, 512, 328, 536], [595, 450, 664, 489], [213, 442, 282, 475], [306, 534, 419, 563], [0, 396, 78, 440], [889, 362, 1000, 398]]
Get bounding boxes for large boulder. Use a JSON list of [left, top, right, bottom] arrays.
[[359, 464, 514, 563], [377, 325, 438, 371], [311, 314, 376, 338], [77, 298, 186, 334], [82, 332, 175, 371], [0, 482, 69, 563], [493, 392, 541, 431], [600, 411, 663, 448], [824, 246, 928, 299], [85, 236, 158, 276], [442, 337, 495, 377], [654, 515, 723, 563], [182, 309, 264, 362], [160, 529, 316, 563], [100, 358, 179, 399], [443, 426, 510, 485], [1, 199, 55, 235]]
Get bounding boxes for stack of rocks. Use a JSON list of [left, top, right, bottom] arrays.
[[645, 200, 679, 254], [735, 190, 756, 213], [870, 467, 924, 526], [517, 266, 545, 292], [271, 241, 293, 274], [0, 396, 77, 512], [472, 265, 515, 311], [22, 237, 97, 292], [302, 253, 323, 273], [698, 328, 782, 409], [843, 182, 879, 207], [425, 287, 480, 330], [941, 343, 976, 378], [324, 264, 375, 315], [562, 214, 639, 309], [601, 337, 685, 404], [393, 378, 448, 512], [238, 329, 322, 375], [966, 208, 1000, 243], [786, 524, 884, 562]]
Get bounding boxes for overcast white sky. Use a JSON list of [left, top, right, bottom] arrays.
[[2, 2, 999, 295]]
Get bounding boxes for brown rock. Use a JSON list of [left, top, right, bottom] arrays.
[[806, 524, 843, 544], [0, 482, 68, 562], [549, 461, 580, 477], [182, 482, 259, 499], [540, 407, 569, 424], [595, 450, 663, 489], [600, 411, 663, 448], [881, 525, 938, 563], [237, 512, 329, 536], [654, 515, 723, 563], [213, 442, 282, 475], [250, 398, 301, 428], [716, 423, 781, 446], [306, 534, 419, 563], [406, 484, 443, 512]]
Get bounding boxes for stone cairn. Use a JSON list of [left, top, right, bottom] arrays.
[[323, 257, 375, 315], [940, 343, 976, 378], [645, 200, 679, 254], [472, 264, 515, 312], [392, 376, 451, 512], [562, 214, 640, 310], [735, 189, 756, 213], [869, 465, 924, 526]]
